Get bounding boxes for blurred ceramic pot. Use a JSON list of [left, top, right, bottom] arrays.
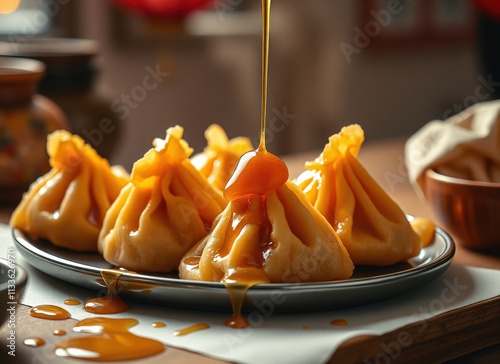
[[0, 38, 122, 160], [0, 56, 68, 203]]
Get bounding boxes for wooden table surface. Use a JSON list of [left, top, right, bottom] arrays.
[[1, 137, 499, 363]]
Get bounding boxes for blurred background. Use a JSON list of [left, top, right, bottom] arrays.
[[1, 0, 499, 171]]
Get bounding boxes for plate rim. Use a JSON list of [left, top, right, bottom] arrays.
[[12, 226, 455, 292]]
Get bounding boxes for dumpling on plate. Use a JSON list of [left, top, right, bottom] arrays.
[[10, 130, 128, 251], [98, 126, 227, 273], [295, 124, 422, 266], [179, 148, 354, 284], [191, 124, 254, 191]]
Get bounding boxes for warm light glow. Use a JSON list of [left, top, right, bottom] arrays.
[[0, 0, 21, 15]]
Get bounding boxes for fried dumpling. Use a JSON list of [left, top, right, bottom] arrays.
[[191, 124, 254, 191], [98, 126, 227, 273], [179, 149, 354, 284], [295, 124, 421, 266], [10, 130, 128, 251]]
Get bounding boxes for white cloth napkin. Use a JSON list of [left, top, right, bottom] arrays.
[[405, 100, 500, 193], [1, 224, 500, 364]]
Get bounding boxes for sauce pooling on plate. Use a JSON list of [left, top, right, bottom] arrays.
[[221, 0, 289, 328], [84, 269, 128, 314], [55, 317, 165, 361]]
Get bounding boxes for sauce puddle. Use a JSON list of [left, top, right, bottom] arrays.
[[55, 317, 165, 361]]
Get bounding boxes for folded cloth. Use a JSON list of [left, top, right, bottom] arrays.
[[405, 100, 500, 194]]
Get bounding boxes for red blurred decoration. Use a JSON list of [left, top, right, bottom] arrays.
[[113, 0, 213, 19], [475, 0, 500, 19]]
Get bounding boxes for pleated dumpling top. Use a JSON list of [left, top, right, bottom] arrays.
[[10, 130, 128, 251], [295, 124, 422, 266], [98, 126, 227, 272]]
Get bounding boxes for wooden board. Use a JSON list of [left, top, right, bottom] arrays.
[[330, 296, 500, 363]]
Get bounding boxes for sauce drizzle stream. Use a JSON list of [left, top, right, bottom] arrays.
[[220, 0, 289, 329], [84, 269, 128, 314]]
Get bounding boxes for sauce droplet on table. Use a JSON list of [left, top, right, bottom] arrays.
[[64, 298, 81, 306], [330, 319, 349, 326], [29, 305, 71, 320], [24, 337, 45, 347], [152, 321, 166, 328]]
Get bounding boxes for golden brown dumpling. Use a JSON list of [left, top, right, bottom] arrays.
[[98, 126, 227, 273], [191, 124, 254, 191], [295, 124, 421, 266], [179, 180, 354, 284], [10, 130, 128, 251]]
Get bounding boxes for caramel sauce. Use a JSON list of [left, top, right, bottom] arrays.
[[29, 305, 71, 320], [224, 150, 288, 201], [182, 256, 201, 274], [152, 321, 166, 328], [64, 298, 81, 306], [220, 0, 289, 329], [24, 337, 45, 347], [225, 314, 250, 329], [84, 269, 128, 314], [53, 329, 67, 336], [173, 323, 210, 336], [330, 319, 349, 326], [410, 217, 436, 247], [55, 317, 165, 361]]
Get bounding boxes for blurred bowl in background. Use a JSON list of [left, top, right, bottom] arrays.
[[424, 169, 500, 253], [0, 257, 28, 327]]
